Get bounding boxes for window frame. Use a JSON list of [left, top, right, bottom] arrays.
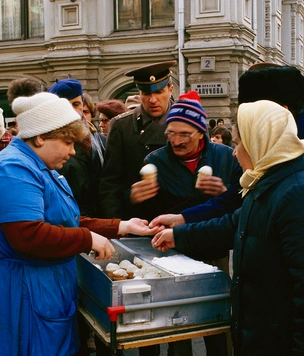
[[114, 0, 174, 32], [0, 0, 44, 41]]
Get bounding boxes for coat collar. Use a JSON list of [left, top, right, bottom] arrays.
[[250, 155, 304, 199], [132, 101, 173, 132], [133, 102, 173, 145]]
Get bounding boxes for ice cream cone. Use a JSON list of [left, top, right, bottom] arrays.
[[140, 164, 158, 183], [195, 165, 213, 188]]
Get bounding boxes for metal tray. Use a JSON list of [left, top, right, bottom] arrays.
[[76, 238, 231, 333]]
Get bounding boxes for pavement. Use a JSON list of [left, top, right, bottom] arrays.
[[122, 338, 206, 355], [90, 338, 206, 356]]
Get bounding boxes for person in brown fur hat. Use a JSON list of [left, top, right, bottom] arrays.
[[96, 99, 128, 137]]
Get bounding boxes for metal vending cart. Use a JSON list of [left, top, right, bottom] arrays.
[[76, 238, 231, 355]]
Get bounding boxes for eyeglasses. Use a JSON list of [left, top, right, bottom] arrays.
[[98, 118, 110, 124], [164, 130, 198, 143]]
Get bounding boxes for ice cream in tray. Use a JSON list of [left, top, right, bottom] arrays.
[[90, 238, 217, 280], [76, 238, 231, 333]]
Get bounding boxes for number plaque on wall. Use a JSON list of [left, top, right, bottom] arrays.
[[200, 57, 215, 71]]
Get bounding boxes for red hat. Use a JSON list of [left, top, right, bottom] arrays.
[[178, 90, 201, 102], [166, 90, 207, 132]]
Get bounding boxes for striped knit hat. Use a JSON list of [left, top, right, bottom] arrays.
[[166, 90, 207, 132]]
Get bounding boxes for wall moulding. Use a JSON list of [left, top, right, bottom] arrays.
[[196, 0, 224, 18], [59, 2, 82, 31]]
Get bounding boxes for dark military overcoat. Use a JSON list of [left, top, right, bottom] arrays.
[[99, 103, 172, 219]]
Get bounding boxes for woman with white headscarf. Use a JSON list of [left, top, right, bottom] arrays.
[[152, 100, 304, 355]]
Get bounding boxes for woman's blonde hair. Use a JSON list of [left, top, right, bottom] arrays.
[[26, 119, 89, 144]]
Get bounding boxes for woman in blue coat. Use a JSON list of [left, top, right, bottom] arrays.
[[0, 92, 160, 356], [152, 100, 304, 355]]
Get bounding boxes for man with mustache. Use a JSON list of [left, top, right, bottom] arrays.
[[131, 90, 242, 228], [130, 90, 242, 356]]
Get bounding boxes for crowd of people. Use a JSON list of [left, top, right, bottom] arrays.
[[0, 60, 304, 356]]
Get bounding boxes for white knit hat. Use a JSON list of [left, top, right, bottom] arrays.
[[12, 92, 81, 139], [0, 108, 5, 138]]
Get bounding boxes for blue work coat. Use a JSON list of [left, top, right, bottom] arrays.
[[0, 138, 81, 356]]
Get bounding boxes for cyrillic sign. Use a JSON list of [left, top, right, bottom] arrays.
[[191, 83, 228, 97]]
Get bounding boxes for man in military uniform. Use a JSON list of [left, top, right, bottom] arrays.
[[98, 61, 176, 356], [99, 60, 177, 221]]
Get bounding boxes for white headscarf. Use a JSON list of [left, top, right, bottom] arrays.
[[237, 100, 304, 196]]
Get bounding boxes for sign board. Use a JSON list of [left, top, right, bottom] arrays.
[[200, 57, 215, 71], [191, 83, 228, 97]]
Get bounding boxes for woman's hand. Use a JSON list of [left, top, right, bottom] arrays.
[[91, 231, 115, 260], [149, 214, 185, 229], [151, 228, 175, 252], [119, 218, 165, 236]]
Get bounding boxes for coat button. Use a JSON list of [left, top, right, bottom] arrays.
[[239, 230, 244, 239], [145, 145, 150, 150]]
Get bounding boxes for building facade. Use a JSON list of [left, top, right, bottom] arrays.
[[0, 0, 303, 122]]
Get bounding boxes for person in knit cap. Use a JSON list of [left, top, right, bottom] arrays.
[[131, 90, 241, 220], [0, 92, 162, 356], [152, 100, 304, 355], [96, 99, 128, 137], [48, 78, 105, 217], [130, 90, 241, 356]]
